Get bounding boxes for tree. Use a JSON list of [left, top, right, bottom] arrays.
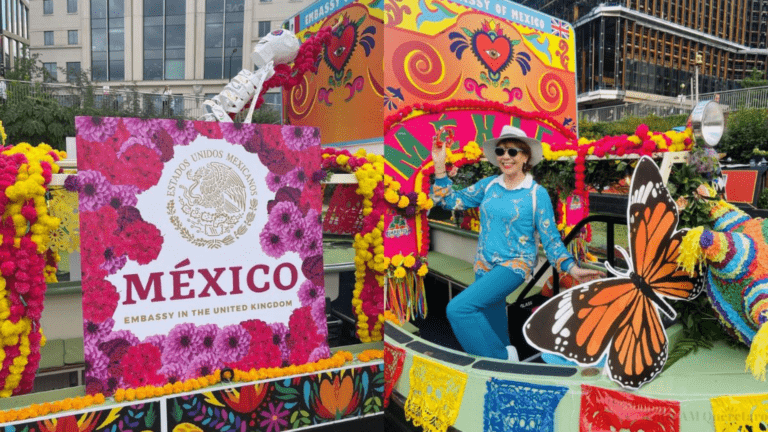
[[251, 107, 282, 124], [0, 96, 75, 151], [719, 108, 768, 164], [4, 53, 49, 82], [740, 69, 768, 89]]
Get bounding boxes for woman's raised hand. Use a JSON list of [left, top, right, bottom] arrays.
[[431, 130, 449, 177]]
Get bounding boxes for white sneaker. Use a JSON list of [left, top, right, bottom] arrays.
[[506, 345, 519, 362]]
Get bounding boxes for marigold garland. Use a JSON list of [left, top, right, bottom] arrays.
[[0, 393, 106, 424], [0, 121, 65, 397], [322, 147, 434, 339], [357, 349, 384, 362]]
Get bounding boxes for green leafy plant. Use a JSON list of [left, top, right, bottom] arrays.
[[719, 108, 768, 164]]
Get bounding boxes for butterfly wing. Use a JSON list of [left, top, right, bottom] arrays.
[[524, 279, 637, 366], [628, 157, 705, 305], [607, 291, 668, 389]]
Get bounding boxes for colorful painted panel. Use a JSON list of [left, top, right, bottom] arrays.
[[2, 402, 161, 432], [166, 364, 384, 431], [76, 118, 329, 395], [385, 107, 574, 192], [383, 0, 576, 193], [284, 0, 384, 147]]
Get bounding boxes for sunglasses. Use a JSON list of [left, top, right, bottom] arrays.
[[494, 147, 523, 158]]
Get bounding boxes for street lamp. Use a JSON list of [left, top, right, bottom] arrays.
[[228, 48, 238, 79], [695, 52, 703, 103]]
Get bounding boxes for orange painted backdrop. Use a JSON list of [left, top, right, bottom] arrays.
[[285, 0, 384, 147]]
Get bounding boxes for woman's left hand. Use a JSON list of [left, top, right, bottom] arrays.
[[568, 265, 605, 283]]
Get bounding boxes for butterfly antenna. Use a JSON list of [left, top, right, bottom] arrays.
[[604, 246, 632, 277]]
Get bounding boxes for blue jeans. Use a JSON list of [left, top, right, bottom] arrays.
[[446, 266, 524, 359]]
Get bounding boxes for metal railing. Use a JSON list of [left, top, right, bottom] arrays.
[[0, 79, 281, 122], [578, 85, 768, 123]]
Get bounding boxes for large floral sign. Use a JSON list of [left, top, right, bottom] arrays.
[[75, 117, 329, 396]]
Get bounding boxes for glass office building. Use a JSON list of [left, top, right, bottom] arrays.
[[1, 0, 31, 76]]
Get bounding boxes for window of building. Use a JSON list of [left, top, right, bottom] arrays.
[[44, 0, 53, 14], [68, 30, 78, 44], [204, 0, 243, 79], [91, 0, 125, 81], [258, 21, 270, 37], [143, 0, 186, 80], [67, 62, 81, 81], [68, 0, 78, 13], [43, 62, 57, 81], [44, 31, 54, 45]]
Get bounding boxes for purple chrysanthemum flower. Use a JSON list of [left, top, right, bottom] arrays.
[[221, 122, 254, 146], [268, 201, 302, 231], [299, 235, 323, 261], [307, 345, 331, 363], [260, 224, 288, 258], [78, 170, 111, 212], [64, 175, 80, 192], [214, 324, 251, 363], [159, 362, 186, 384], [311, 300, 328, 337], [285, 167, 308, 190], [266, 172, 285, 193], [118, 136, 161, 158], [143, 334, 166, 352], [281, 216, 308, 252], [98, 248, 127, 275], [195, 323, 220, 354], [184, 352, 221, 380], [160, 119, 199, 146], [268, 322, 290, 362], [84, 343, 110, 380], [306, 127, 321, 148], [83, 318, 115, 343], [311, 169, 327, 184], [281, 125, 310, 151], [298, 280, 324, 307], [103, 329, 140, 346], [106, 184, 140, 209], [76, 116, 119, 142], [123, 118, 161, 138], [162, 323, 201, 364], [117, 206, 143, 230]]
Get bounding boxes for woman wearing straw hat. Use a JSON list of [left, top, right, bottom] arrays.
[[430, 125, 601, 361]]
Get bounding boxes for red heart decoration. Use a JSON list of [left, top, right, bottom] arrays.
[[473, 33, 512, 74], [325, 25, 357, 74]]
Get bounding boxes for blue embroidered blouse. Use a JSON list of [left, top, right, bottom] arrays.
[[430, 174, 575, 279]]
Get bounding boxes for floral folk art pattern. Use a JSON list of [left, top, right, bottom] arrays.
[[75, 117, 329, 396], [166, 364, 384, 432], [2, 401, 161, 432], [0, 121, 65, 397], [483, 379, 567, 432]]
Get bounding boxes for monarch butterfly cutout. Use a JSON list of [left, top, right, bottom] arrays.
[[523, 156, 705, 390]]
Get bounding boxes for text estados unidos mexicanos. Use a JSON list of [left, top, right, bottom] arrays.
[[122, 261, 299, 305], [448, 0, 546, 30]]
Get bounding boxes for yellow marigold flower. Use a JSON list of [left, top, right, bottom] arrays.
[[384, 189, 399, 204], [417, 264, 429, 277], [336, 155, 350, 166], [393, 267, 407, 278], [391, 254, 404, 267], [403, 255, 416, 268], [397, 196, 409, 208]]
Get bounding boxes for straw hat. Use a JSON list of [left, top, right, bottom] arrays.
[[482, 125, 543, 168]]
